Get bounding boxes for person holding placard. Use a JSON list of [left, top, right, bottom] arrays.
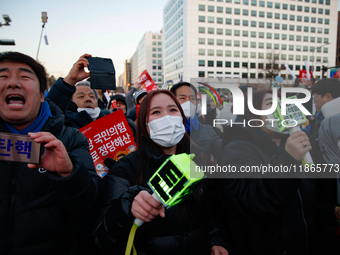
[[0, 51, 100, 254], [217, 90, 316, 255]]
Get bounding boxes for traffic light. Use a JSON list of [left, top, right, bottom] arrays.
[[321, 65, 328, 78], [127, 83, 131, 87]]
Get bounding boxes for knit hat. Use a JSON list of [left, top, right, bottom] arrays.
[[134, 90, 148, 104]]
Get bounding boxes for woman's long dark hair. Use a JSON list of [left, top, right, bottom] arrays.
[[136, 90, 190, 185], [136, 90, 211, 220]]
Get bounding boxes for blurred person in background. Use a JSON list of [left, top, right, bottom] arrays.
[[217, 89, 316, 255], [46, 54, 111, 129], [127, 89, 148, 122], [170, 82, 222, 162], [108, 94, 136, 139]]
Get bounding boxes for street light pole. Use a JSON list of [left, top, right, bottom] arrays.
[[36, 12, 48, 61]]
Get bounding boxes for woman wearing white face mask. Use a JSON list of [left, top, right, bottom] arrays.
[[218, 90, 317, 255], [95, 90, 230, 255]]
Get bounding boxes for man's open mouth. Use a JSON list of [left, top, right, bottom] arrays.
[[6, 95, 26, 106], [84, 103, 94, 109]]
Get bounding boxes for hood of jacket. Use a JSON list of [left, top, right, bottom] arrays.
[[321, 97, 340, 119]]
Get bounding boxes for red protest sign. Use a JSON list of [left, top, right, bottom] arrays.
[[299, 70, 313, 85], [139, 70, 158, 92], [79, 110, 137, 177]]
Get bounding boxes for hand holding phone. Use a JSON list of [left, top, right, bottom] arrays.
[[64, 54, 91, 86]]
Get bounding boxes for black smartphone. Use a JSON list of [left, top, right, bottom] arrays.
[[86, 57, 116, 90]]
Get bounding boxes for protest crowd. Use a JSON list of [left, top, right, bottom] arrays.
[[0, 51, 340, 255]]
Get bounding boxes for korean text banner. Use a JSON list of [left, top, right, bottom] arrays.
[[0, 132, 41, 164], [79, 110, 136, 177]]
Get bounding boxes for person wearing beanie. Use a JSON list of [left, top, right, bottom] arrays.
[[108, 94, 137, 139], [127, 90, 148, 122], [108, 94, 127, 114]]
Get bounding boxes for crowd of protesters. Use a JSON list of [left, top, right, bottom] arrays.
[[0, 51, 339, 255]]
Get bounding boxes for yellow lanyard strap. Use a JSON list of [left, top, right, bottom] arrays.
[[125, 223, 138, 255]]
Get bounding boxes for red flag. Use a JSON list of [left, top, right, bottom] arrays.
[[139, 70, 158, 92], [299, 70, 313, 85]]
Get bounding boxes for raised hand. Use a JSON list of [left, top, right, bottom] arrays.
[[285, 130, 312, 161], [64, 53, 91, 86]]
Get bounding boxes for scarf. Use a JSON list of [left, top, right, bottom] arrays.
[[185, 114, 200, 134], [5, 101, 52, 135]]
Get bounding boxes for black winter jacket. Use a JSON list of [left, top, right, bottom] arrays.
[[190, 123, 222, 161], [0, 101, 100, 255], [46, 78, 136, 138], [218, 124, 317, 255], [94, 147, 230, 255]]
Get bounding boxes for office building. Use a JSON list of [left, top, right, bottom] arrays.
[[163, 0, 337, 84], [130, 31, 164, 87]]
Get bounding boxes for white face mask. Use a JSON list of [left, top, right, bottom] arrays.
[[265, 113, 289, 134], [77, 107, 101, 121], [147, 115, 185, 148], [180, 101, 196, 120]]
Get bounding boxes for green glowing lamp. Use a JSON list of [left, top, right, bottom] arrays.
[[126, 153, 204, 255], [134, 153, 204, 226], [148, 153, 204, 208]]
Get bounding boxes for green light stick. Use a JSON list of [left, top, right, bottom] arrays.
[[135, 153, 204, 226], [126, 153, 204, 255]]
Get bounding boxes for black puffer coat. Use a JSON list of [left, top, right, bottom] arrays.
[[0, 101, 100, 255], [94, 145, 229, 255], [218, 123, 317, 255]]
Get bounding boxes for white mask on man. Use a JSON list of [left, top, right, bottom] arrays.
[[77, 107, 101, 121], [180, 101, 196, 120]]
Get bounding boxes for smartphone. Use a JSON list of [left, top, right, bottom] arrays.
[[86, 57, 116, 90]]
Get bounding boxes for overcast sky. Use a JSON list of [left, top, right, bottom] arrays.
[[1, 0, 339, 81]]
